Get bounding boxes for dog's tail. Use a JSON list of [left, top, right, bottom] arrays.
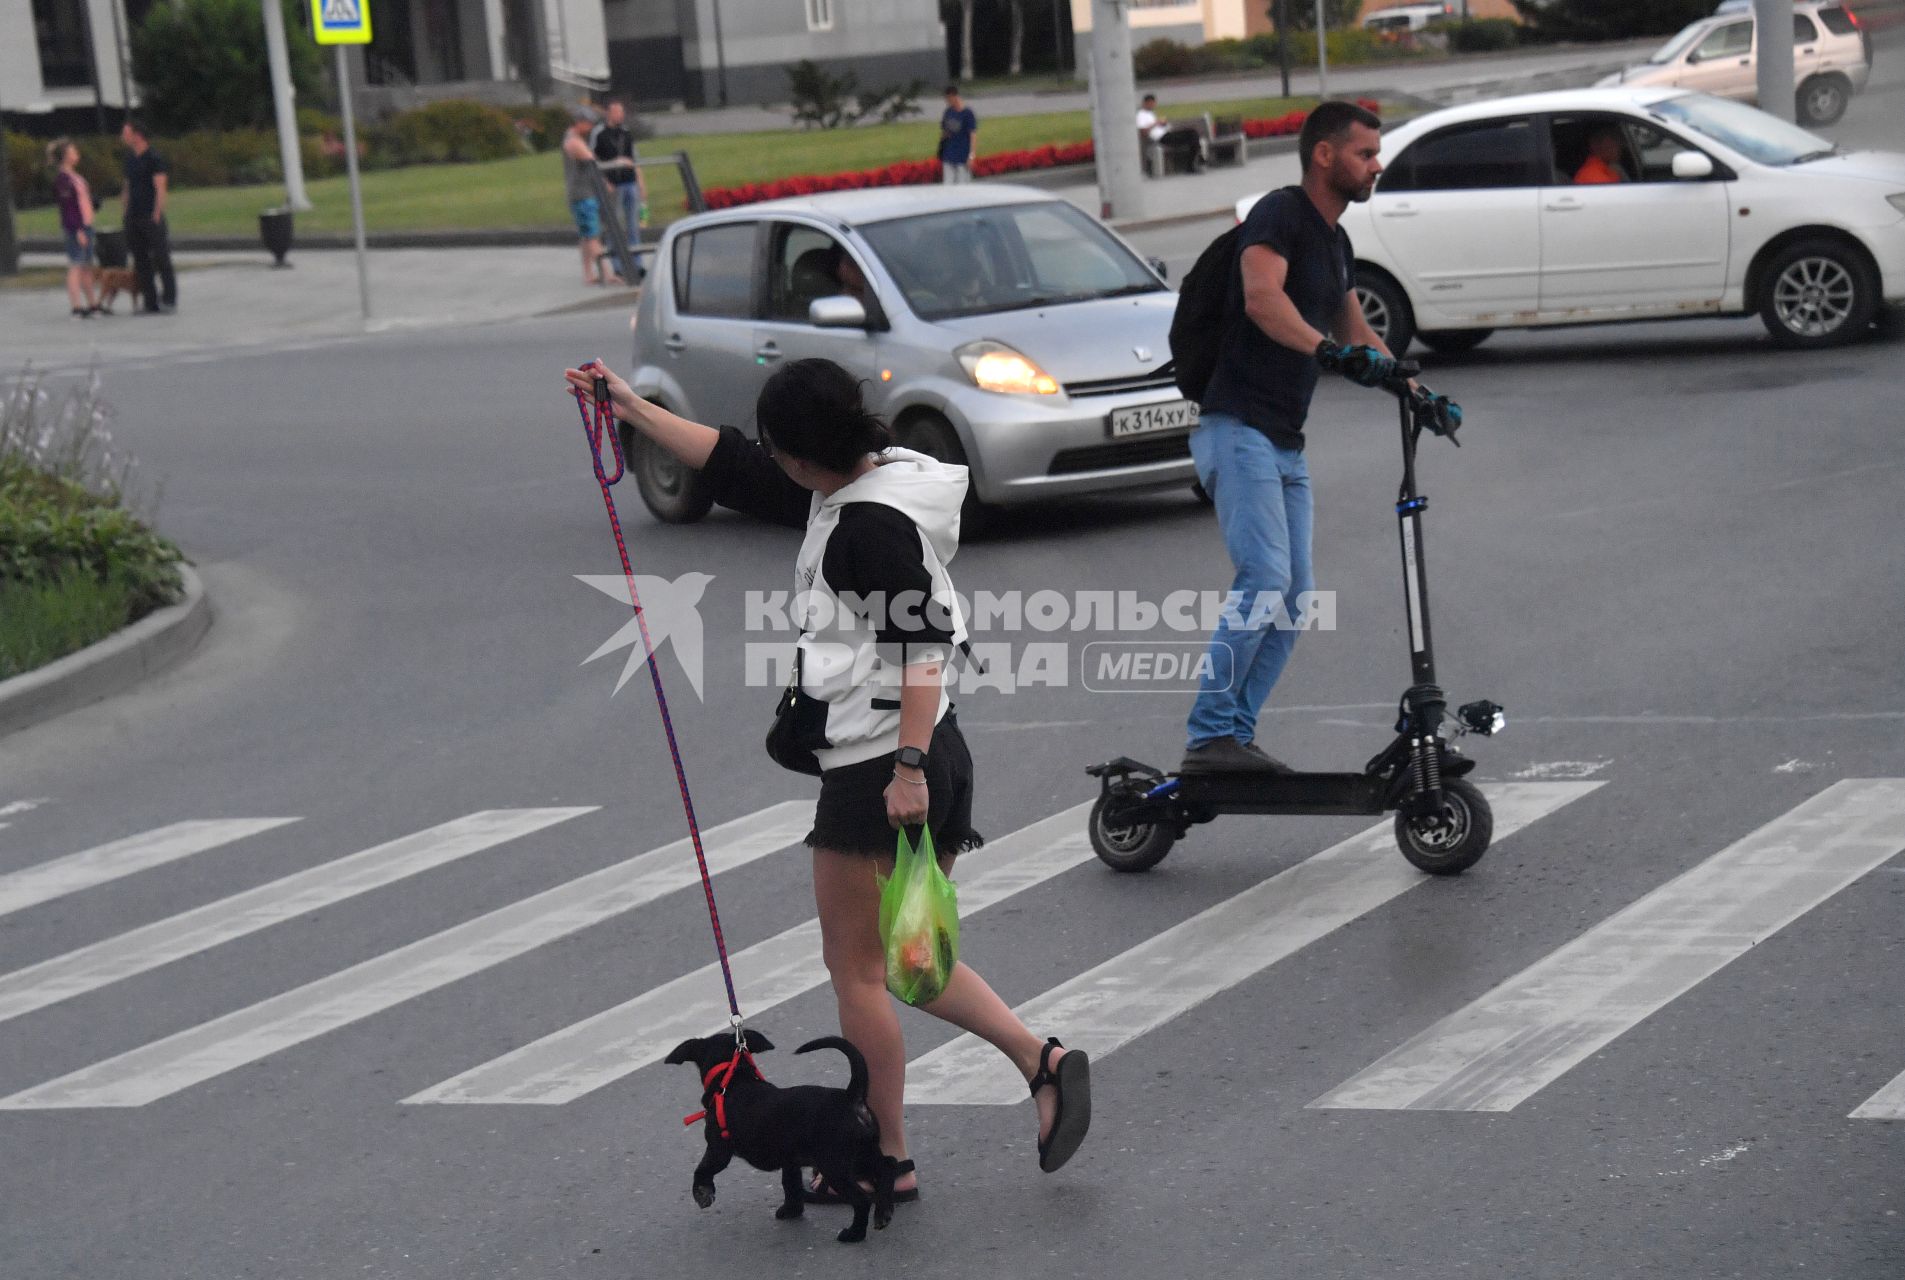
[[794, 1036, 869, 1102]]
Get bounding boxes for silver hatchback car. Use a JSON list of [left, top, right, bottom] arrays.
[[623, 185, 1198, 522]]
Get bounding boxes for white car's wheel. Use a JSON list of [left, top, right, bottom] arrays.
[[1758, 239, 1877, 349], [1355, 268, 1416, 356]]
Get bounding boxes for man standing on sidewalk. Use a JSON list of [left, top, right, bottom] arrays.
[[938, 87, 978, 184], [1180, 100, 1404, 774], [120, 119, 177, 315], [590, 101, 646, 249]]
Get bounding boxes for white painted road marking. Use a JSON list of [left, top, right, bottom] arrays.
[[408, 805, 1095, 1104], [1312, 779, 1905, 1113], [1850, 1071, 1905, 1120], [0, 820, 300, 920], [0, 802, 812, 1108], [0, 810, 596, 1026], [909, 783, 1601, 1105]]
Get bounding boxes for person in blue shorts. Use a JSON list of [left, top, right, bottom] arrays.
[[562, 109, 619, 286]]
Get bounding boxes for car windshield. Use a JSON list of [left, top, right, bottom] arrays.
[[859, 201, 1164, 321], [1648, 20, 1709, 63], [1651, 93, 1837, 164]]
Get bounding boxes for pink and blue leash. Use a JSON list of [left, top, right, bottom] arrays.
[[570, 364, 744, 1035]]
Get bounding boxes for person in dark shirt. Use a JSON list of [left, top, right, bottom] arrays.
[[589, 100, 646, 250], [937, 86, 978, 184], [561, 355, 1093, 1197], [119, 118, 177, 314], [1182, 100, 1404, 774], [48, 138, 102, 317]]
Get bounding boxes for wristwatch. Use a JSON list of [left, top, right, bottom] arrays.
[[895, 746, 930, 772]]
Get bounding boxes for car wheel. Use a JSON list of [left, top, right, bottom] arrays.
[[1757, 239, 1877, 349], [1355, 268, 1416, 356], [622, 418, 714, 524], [1796, 74, 1850, 126], [896, 411, 992, 532], [1417, 327, 1493, 355]]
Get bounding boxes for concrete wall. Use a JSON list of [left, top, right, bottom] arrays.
[[0, 0, 137, 114], [672, 0, 944, 106]]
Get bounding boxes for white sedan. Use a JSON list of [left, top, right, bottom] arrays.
[[1233, 88, 1905, 351]]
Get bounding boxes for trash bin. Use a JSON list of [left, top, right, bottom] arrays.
[[95, 228, 128, 269], [259, 208, 294, 268]]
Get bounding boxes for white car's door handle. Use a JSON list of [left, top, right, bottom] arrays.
[[663, 333, 687, 353], [1544, 201, 1583, 212], [1380, 208, 1418, 218], [755, 341, 782, 362]]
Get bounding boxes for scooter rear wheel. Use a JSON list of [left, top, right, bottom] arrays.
[[1394, 778, 1492, 876], [1090, 789, 1176, 873]]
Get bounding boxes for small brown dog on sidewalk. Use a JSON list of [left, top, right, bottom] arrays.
[[91, 268, 139, 314]]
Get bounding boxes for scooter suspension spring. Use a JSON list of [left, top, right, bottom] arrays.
[[1410, 738, 1442, 794]]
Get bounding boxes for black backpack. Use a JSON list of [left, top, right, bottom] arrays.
[[1167, 223, 1242, 403]]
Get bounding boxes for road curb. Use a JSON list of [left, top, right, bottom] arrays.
[[0, 564, 211, 739]]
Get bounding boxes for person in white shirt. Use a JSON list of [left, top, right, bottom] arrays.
[[1138, 94, 1202, 173], [1136, 94, 1169, 142]]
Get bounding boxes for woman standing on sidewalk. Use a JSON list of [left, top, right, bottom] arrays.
[[561, 357, 1092, 1200], [48, 140, 102, 318]]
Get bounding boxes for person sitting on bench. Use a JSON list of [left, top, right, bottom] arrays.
[[1138, 95, 1204, 173]]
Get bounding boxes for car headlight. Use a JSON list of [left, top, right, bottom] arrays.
[[955, 341, 1061, 396], [1888, 193, 1905, 215]]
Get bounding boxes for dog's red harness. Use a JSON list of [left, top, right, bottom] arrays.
[[682, 1048, 762, 1140]]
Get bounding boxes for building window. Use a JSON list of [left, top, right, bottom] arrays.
[[805, 0, 833, 31], [32, 0, 94, 90]]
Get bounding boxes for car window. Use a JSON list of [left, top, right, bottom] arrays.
[[858, 201, 1163, 321], [1695, 20, 1753, 59], [1649, 21, 1709, 64], [1793, 14, 1818, 41], [1817, 6, 1859, 35], [1381, 118, 1541, 192], [767, 223, 852, 322], [1651, 93, 1834, 165], [678, 222, 756, 318]]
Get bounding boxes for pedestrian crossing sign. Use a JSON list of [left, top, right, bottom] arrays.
[[310, 0, 371, 44]]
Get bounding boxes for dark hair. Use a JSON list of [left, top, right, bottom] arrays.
[[122, 116, 148, 139], [1298, 100, 1381, 173], [1142, 93, 1157, 105], [944, 84, 959, 96], [756, 358, 891, 473]]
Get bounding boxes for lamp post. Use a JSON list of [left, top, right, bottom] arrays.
[[710, 0, 731, 106], [0, 145, 18, 278]]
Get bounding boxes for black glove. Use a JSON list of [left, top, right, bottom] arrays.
[[1314, 341, 1398, 389], [1414, 389, 1463, 442]]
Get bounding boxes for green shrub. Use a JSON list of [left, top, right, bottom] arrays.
[[6, 132, 125, 208], [0, 568, 141, 681], [517, 104, 575, 152], [130, 0, 322, 133], [1268, 0, 1363, 31], [1133, 38, 1200, 80], [368, 100, 525, 166], [1441, 17, 1519, 51]]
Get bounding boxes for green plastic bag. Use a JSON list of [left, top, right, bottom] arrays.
[[877, 825, 960, 1006]]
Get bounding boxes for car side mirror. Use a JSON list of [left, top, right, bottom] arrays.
[[1672, 151, 1715, 180], [1147, 256, 1169, 281], [809, 296, 870, 329]]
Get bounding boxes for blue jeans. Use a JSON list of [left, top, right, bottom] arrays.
[[611, 181, 641, 248], [1185, 412, 1314, 750]]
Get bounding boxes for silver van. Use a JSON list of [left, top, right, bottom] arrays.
[[623, 185, 1197, 523], [1600, 1, 1873, 126]]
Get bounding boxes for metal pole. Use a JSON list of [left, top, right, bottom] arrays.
[[1752, 0, 1796, 122], [77, 0, 108, 134], [1276, 0, 1290, 99], [264, 0, 313, 210], [1086, 0, 1142, 221], [1052, 0, 1063, 74], [710, 0, 730, 106], [107, 0, 131, 118], [1314, 0, 1329, 99], [336, 45, 372, 320], [0, 145, 18, 277]]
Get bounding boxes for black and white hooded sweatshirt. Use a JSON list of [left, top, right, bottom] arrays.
[[698, 427, 970, 772]]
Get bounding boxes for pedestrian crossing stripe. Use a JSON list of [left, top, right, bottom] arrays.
[[0, 819, 300, 920], [309, 0, 370, 43], [1, 783, 1900, 1114], [1311, 778, 1905, 1113]]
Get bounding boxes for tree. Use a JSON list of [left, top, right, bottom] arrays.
[[946, 0, 976, 79], [1509, 0, 1711, 41], [1269, 0, 1362, 31], [1007, 0, 1024, 75], [130, 0, 323, 134]]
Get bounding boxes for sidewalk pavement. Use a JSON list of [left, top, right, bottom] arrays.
[[0, 248, 642, 375]]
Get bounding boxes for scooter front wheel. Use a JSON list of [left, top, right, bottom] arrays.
[[1395, 777, 1492, 876], [1090, 789, 1176, 873]]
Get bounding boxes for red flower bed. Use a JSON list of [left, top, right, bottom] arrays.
[[702, 100, 1379, 211]]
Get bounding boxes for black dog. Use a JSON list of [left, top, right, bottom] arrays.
[[666, 1029, 896, 1243]]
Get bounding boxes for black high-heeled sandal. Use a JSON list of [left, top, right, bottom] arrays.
[[805, 1158, 919, 1205], [1029, 1037, 1091, 1173]]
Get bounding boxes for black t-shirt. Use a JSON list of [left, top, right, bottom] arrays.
[[591, 124, 637, 185], [1199, 187, 1353, 451], [124, 149, 168, 220], [697, 427, 955, 654]]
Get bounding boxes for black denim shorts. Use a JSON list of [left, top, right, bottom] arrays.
[[806, 714, 984, 858]]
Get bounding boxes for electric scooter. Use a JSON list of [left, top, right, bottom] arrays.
[[1085, 362, 1507, 876]]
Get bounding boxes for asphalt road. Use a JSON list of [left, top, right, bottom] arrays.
[[5, 173, 1905, 1280]]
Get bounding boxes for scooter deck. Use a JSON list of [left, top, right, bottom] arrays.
[[1173, 770, 1389, 816]]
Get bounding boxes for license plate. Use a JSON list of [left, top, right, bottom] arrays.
[[1108, 399, 1199, 438]]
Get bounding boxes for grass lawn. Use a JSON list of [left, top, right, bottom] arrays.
[[13, 94, 1317, 239], [0, 570, 138, 681]]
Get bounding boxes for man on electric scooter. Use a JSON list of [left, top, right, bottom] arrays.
[[1181, 101, 1455, 775]]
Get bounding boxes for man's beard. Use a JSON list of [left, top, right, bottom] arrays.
[[1332, 171, 1377, 203]]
